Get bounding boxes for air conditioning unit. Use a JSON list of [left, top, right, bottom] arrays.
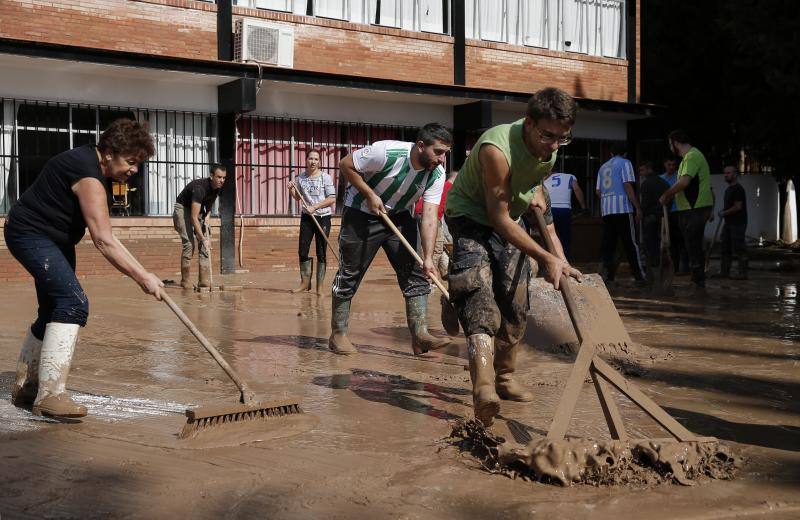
[[234, 18, 294, 68]]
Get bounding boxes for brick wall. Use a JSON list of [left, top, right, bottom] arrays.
[[0, 0, 632, 102], [0, 0, 218, 60], [233, 6, 455, 86], [465, 41, 629, 101]]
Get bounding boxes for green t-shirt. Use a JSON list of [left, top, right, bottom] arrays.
[[445, 119, 556, 227], [675, 147, 713, 210]]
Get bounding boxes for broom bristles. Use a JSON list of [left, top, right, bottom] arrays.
[[179, 400, 302, 439]]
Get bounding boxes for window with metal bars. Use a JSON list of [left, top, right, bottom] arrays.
[[0, 98, 217, 217], [235, 115, 418, 216]]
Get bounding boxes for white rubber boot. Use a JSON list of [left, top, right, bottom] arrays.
[[11, 328, 43, 408], [32, 322, 87, 418]]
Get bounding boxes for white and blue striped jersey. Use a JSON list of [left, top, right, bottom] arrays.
[[544, 172, 576, 209], [596, 156, 635, 216], [345, 140, 445, 215]]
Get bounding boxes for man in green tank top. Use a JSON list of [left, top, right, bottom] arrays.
[[445, 87, 582, 426]]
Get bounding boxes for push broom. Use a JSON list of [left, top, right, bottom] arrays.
[[116, 239, 302, 439]]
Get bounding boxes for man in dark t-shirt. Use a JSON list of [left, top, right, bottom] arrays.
[[639, 161, 669, 268], [719, 165, 748, 279], [172, 164, 226, 289]]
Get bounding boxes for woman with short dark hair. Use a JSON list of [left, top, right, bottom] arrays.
[[4, 118, 163, 419]]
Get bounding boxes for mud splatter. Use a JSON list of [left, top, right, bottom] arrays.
[[446, 419, 741, 487]]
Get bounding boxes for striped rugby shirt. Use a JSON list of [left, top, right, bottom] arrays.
[[345, 140, 445, 215], [596, 155, 635, 216]]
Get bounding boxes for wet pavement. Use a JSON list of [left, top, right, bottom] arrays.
[[0, 265, 798, 518]]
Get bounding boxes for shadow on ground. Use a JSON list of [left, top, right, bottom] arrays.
[[312, 368, 469, 421], [665, 407, 800, 452]]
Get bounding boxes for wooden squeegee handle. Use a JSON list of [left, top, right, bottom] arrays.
[[159, 292, 253, 402], [530, 207, 586, 344], [115, 238, 253, 403], [379, 212, 450, 300], [293, 181, 340, 263]]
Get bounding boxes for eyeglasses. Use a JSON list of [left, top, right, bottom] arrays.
[[535, 128, 572, 146]]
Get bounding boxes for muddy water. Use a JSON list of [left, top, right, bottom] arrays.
[[0, 268, 798, 518]]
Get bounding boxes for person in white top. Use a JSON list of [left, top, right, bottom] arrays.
[[329, 123, 452, 357], [543, 171, 585, 260], [288, 150, 336, 294]]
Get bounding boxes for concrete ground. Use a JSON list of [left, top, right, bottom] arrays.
[[0, 262, 798, 519]]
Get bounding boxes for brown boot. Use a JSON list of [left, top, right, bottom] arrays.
[[31, 322, 87, 419], [405, 295, 451, 355], [494, 339, 534, 402], [197, 257, 211, 289], [328, 297, 357, 355], [180, 258, 192, 289], [292, 259, 313, 293], [467, 334, 500, 426], [32, 393, 87, 418], [11, 329, 42, 408], [315, 260, 326, 295]]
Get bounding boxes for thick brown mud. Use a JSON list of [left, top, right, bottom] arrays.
[[0, 265, 798, 518], [448, 419, 740, 486]]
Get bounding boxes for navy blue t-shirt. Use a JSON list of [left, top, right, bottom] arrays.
[[6, 145, 109, 246]]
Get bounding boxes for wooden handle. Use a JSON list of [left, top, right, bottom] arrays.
[[160, 292, 253, 403], [115, 238, 253, 403], [293, 181, 340, 263], [378, 212, 450, 300], [529, 207, 586, 344]]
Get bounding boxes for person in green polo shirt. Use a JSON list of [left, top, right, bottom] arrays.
[[659, 129, 714, 292], [445, 87, 582, 426]]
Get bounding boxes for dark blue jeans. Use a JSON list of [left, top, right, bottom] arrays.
[[4, 225, 89, 340], [551, 207, 573, 260]]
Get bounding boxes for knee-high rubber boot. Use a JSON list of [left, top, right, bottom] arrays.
[[329, 296, 357, 355], [494, 339, 534, 402], [180, 258, 192, 289], [315, 261, 326, 295], [198, 257, 211, 289], [11, 328, 43, 408], [405, 294, 451, 355], [32, 322, 87, 418], [467, 334, 500, 426], [292, 259, 313, 293]]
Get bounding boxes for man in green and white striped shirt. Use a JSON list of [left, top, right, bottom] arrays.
[[329, 123, 452, 356]]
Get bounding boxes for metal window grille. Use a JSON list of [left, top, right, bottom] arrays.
[[235, 115, 418, 216], [0, 98, 217, 217]]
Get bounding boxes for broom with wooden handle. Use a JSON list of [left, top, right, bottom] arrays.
[[115, 238, 302, 439]]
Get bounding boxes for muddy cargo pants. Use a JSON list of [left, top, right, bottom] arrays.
[[445, 215, 531, 344]]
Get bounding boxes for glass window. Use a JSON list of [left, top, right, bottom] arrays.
[[314, 0, 347, 20], [478, 0, 507, 42], [371, 0, 402, 28], [600, 0, 625, 58], [419, 0, 446, 34], [522, 0, 553, 48], [466, 0, 625, 58]]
